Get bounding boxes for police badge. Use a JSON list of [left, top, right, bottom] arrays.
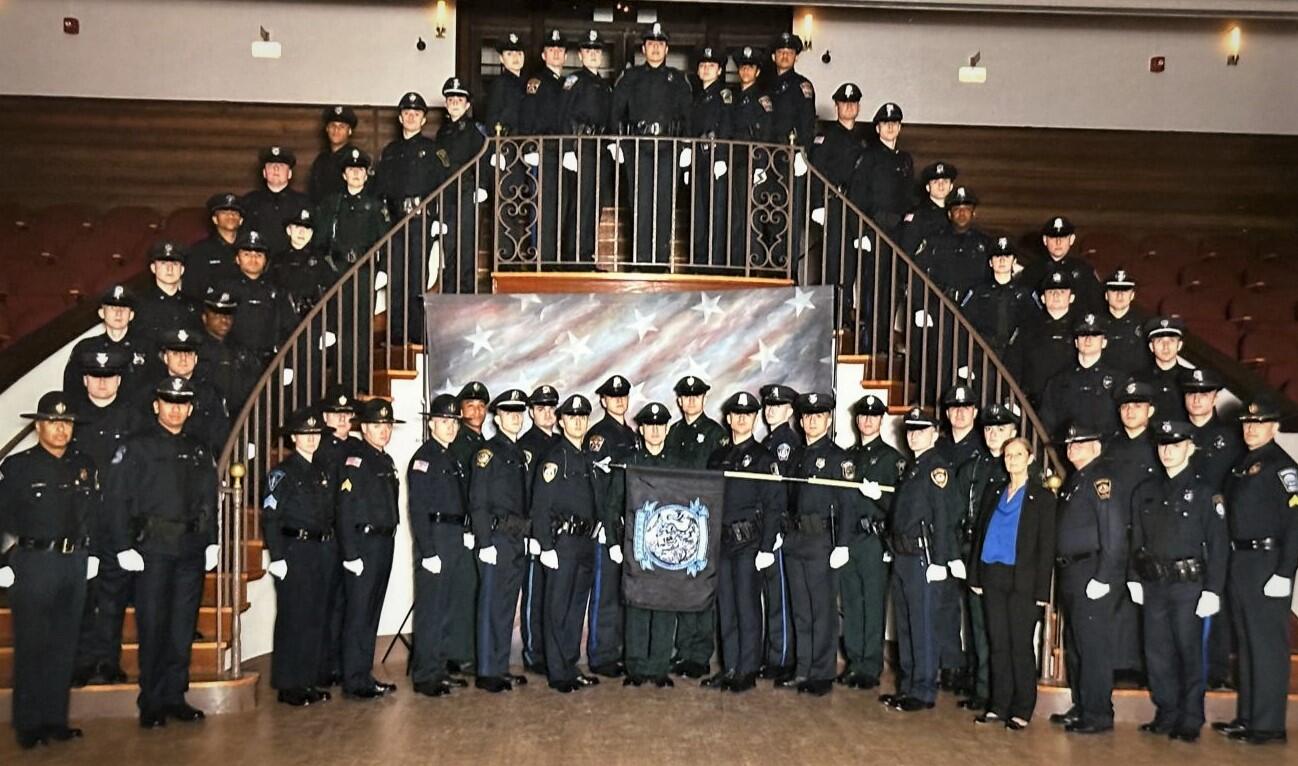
[[776, 443, 792, 462], [816, 457, 826, 470], [589, 435, 605, 453], [931, 467, 948, 488], [1212, 494, 1225, 519], [475, 449, 493, 468], [542, 462, 558, 483], [1094, 479, 1112, 500], [841, 461, 855, 480], [741, 454, 753, 468], [633, 498, 710, 576]]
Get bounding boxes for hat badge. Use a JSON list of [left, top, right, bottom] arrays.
[[381, 406, 390, 417], [509, 33, 519, 43], [271, 146, 281, 156], [164, 243, 174, 255], [1193, 370, 1203, 381], [172, 378, 184, 391], [1249, 402, 1260, 414], [936, 163, 944, 173], [1161, 421, 1171, 432], [998, 237, 1008, 248], [1160, 319, 1169, 328], [1126, 382, 1136, 394], [739, 393, 749, 405], [177, 329, 189, 342], [307, 416, 318, 427], [589, 30, 598, 42], [351, 149, 359, 159], [743, 46, 752, 56], [334, 106, 343, 115], [886, 104, 895, 116], [1084, 313, 1094, 323], [337, 395, 348, 406], [652, 22, 661, 34], [1053, 217, 1063, 229], [1116, 270, 1127, 280], [867, 395, 877, 405], [651, 404, 660, 414], [686, 376, 695, 386], [809, 393, 818, 404], [452, 77, 460, 88], [55, 401, 67, 414], [96, 352, 109, 365], [614, 376, 622, 387], [113, 286, 124, 299], [845, 84, 854, 97]]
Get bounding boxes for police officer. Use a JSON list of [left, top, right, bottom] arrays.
[[898, 161, 958, 256], [449, 381, 491, 469], [1127, 420, 1227, 742], [848, 102, 915, 236], [520, 30, 569, 263], [484, 32, 530, 253], [683, 45, 731, 266], [881, 407, 959, 711], [1100, 269, 1146, 378], [583, 374, 634, 675], [241, 146, 310, 257], [184, 193, 244, 301], [146, 328, 230, 454], [758, 382, 799, 679], [312, 387, 357, 687], [610, 402, 679, 687], [1140, 316, 1188, 421], [133, 241, 202, 346], [273, 207, 337, 315], [1039, 313, 1121, 436], [262, 409, 336, 707], [1183, 368, 1245, 490], [220, 229, 297, 365], [104, 376, 219, 728], [938, 385, 984, 469], [840, 394, 905, 691], [518, 383, 560, 673], [559, 30, 613, 265], [1051, 424, 1125, 734], [1214, 400, 1297, 745], [766, 32, 814, 267], [335, 398, 402, 699], [374, 91, 444, 344], [959, 237, 1034, 360], [726, 46, 775, 269], [610, 23, 692, 264], [935, 384, 982, 690], [194, 289, 258, 411], [915, 186, 991, 297], [309, 106, 359, 204], [1006, 271, 1077, 404], [666, 375, 728, 469], [809, 83, 867, 320], [434, 76, 488, 294], [585, 374, 635, 458], [532, 394, 606, 692], [780, 392, 861, 696], [1020, 216, 1104, 316], [63, 284, 156, 403], [0, 392, 97, 749], [485, 33, 527, 135]]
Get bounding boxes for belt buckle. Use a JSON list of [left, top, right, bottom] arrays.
[[59, 538, 75, 554]]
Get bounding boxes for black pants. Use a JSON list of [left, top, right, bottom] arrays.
[[981, 563, 1041, 720], [412, 524, 472, 684], [1143, 580, 1207, 732], [892, 553, 939, 703], [271, 538, 336, 690], [936, 577, 964, 670], [75, 553, 133, 672], [624, 606, 676, 678], [135, 549, 205, 714], [838, 535, 889, 680], [476, 532, 525, 678], [785, 535, 837, 682], [762, 550, 792, 671], [438, 190, 478, 294], [626, 139, 678, 264], [319, 547, 345, 684], [718, 543, 763, 676], [9, 549, 86, 734], [1229, 551, 1291, 733], [586, 542, 623, 668], [532, 139, 563, 261], [561, 137, 611, 264], [1058, 562, 1117, 726], [1113, 585, 1145, 672], [687, 149, 728, 266], [341, 534, 394, 693], [543, 533, 594, 683], [520, 557, 546, 669], [387, 215, 426, 345]]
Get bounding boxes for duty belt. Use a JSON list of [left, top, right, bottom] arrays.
[[556, 515, 594, 538], [634, 121, 664, 136], [135, 517, 201, 543], [858, 517, 887, 538], [400, 196, 421, 213], [723, 518, 760, 546], [1055, 550, 1097, 567], [430, 513, 467, 526], [355, 523, 396, 537], [494, 514, 530, 537], [17, 536, 89, 554], [790, 514, 827, 535], [889, 533, 924, 556], [282, 526, 333, 542], [1134, 550, 1203, 583], [1230, 537, 1275, 551]]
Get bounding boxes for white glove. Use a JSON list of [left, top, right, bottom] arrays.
[[608, 545, 623, 565], [462, 532, 475, 549], [1127, 581, 1144, 605], [882, 551, 893, 563], [1195, 590, 1221, 618], [859, 481, 882, 500], [829, 546, 850, 569], [540, 549, 559, 570], [752, 168, 767, 185], [682, 171, 690, 186], [268, 560, 287, 579], [1085, 579, 1110, 600], [914, 310, 934, 328], [0, 566, 13, 588], [852, 235, 873, 252], [474, 188, 488, 204], [422, 555, 442, 574], [562, 151, 578, 172], [478, 545, 498, 565], [971, 586, 984, 595], [86, 555, 100, 580], [1263, 574, 1292, 598], [755, 551, 776, 571], [713, 160, 727, 179], [528, 538, 541, 556], [773, 532, 784, 551], [793, 152, 808, 177], [596, 523, 607, 544], [606, 143, 625, 164], [592, 457, 612, 474], [948, 559, 967, 580], [343, 558, 365, 577], [373, 270, 389, 290], [430, 221, 448, 237], [117, 548, 145, 572], [489, 152, 506, 171], [810, 207, 825, 225], [281, 368, 294, 386], [925, 564, 948, 582], [204, 544, 219, 572], [678, 147, 693, 168], [522, 151, 540, 167], [318, 331, 338, 350]]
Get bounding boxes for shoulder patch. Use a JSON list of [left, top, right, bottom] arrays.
[[435, 148, 450, 168], [589, 435, 605, 453], [931, 467, 948, 488], [475, 449, 493, 468], [526, 78, 541, 94], [896, 458, 908, 477], [800, 82, 814, 99], [412, 459, 429, 473], [841, 460, 855, 480], [563, 74, 578, 90], [267, 469, 285, 492], [345, 456, 362, 468], [1279, 466, 1298, 494], [542, 462, 558, 483], [1094, 478, 1112, 500], [721, 88, 732, 104], [523, 449, 533, 467], [758, 95, 773, 112]]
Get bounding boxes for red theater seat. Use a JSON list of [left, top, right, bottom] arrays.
[[161, 207, 211, 245], [1197, 235, 1254, 261], [1137, 232, 1196, 263], [1182, 319, 1242, 358], [1160, 287, 1234, 322], [30, 203, 97, 255], [1078, 230, 1136, 269], [1239, 329, 1298, 370], [1178, 257, 1243, 288]]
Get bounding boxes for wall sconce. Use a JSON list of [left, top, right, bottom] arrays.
[[1226, 25, 1241, 66], [251, 26, 281, 59], [435, 0, 448, 39], [958, 51, 986, 84], [801, 12, 814, 50]]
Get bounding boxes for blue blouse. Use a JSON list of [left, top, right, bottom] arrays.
[[981, 484, 1026, 566]]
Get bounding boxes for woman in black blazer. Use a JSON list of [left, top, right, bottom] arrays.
[[967, 437, 1057, 729]]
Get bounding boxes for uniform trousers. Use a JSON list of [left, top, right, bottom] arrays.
[[75, 554, 133, 673], [586, 543, 624, 668], [135, 549, 205, 714], [1229, 551, 1292, 733], [476, 532, 526, 678], [341, 533, 394, 693], [543, 533, 595, 683], [1058, 561, 1117, 726], [412, 524, 473, 684], [271, 538, 336, 690], [717, 543, 762, 675], [762, 550, 793, 671], [892, 552, 939, 703], [1142, 580, 1207, 731], [9, 549, 86, 733], [837, 535, 889, 680], [785, 533, 838, 681]]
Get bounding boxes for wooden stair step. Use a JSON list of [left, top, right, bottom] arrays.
[[202, 572, 253, 609], [0, 606, 237, 648], [1, 641, 223, 688]]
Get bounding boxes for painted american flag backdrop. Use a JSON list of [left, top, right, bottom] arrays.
[[423, 285, 835, 415]]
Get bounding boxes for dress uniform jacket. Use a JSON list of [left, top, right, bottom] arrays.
[[63, 331, 156, 404], [1021, 255, 1104, 316], [485, 70, 525, 136], [666, 414, 728, 469], [959, 277, 1034, 358], [316, 188, 389, 264], [374, 131, 445, 218], [1189, 414, 1246, 491], [916, 226, 992, 296], [183, 234, 239, 301], [219, 273, 296, 361], [335, 439, 400, 561], [309, 144, 358, 204], [1039, 361, 1122, 437], [241, 186, 310, 256], [768, 69, 816, 147], [132, 285, 201, 346], [1101, 312, 1147, 379], [610, 64, 693, 136], [1006, 310, 1075, 403]]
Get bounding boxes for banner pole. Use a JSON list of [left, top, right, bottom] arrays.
[[607, 462, 894, 493]]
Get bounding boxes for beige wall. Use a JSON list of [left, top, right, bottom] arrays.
[[0, 0, 458, 106]]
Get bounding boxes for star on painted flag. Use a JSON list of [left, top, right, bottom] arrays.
[[557, 331, 593, 364], [785, 287, 815, 317], [465, 323, 495, 357], [691, 293, 726, 324], [631, 308, 659, 342], [749, 339, 781, 372], [512, 293, 542, 312]]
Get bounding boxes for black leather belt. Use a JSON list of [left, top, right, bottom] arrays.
[[889, 533, 924, 556], [723, 518, 759, 546], [1231, 537, 1275, 551], [430, 513, 467, 526], [790, 514, 827, 535], [355, 524, 396, 537], [557, 516, 594, 538], [1055, 550, 1097, 567], [494, 514, 530, 537], [17, 536, 89, 554], [282, 526, 333, 542]]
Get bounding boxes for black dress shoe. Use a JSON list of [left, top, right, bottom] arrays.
[[1065, 721, 1113, 734], [974, 712, 1002, 725], [728, 673, 757, 693], [446, 677, 469, 688], [168, 703, 206, 722], [45, 725, 83, 741], [701, 672, 731, 689], [306, 687, 332, 703], [759, 664, 792, 680], [1211, 719, 1247, 735], [776, 675, 807, 689], [878, 693, 900, 706], [445, 660, 463, 675], [651, 675, 674, 688], [1239, 730, 1287, 745], [1140, 721, 1174, 735], [413, 680, 453, 697], [548, 680, 580, 693], [1005, 718, 1029, 731], [672, 660, 708, 679], [576, 674, 601, 687], [374, 681, 397, 694], [71, 666, 94, 688], [278, 689, 313, 706], [16, 729, 48, 749], [475, 676, 513, 693], [139, 712, 167, 729], [796, 679, 833, 697], [590, 662, 624, 678], [1049, 709, 1079, 726], [509, 674, 529, 686], [320, 672, 343, 687], [1169, 728, 1200, 742], [892, 697, 935, 712], [344, 686, 385, 699], [623, 675, 645, 687]]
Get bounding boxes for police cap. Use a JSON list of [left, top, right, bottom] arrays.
[[557, 394, 593, 417], [260, 145, 296, 168], [850, 394, 887, 417], [529, 384, 560, 407], [21, 391, 81, 422], [323, 105, 358, 128], [674, 376, 711, 396], [721, 391, 760, 415], [796, 392, 835, 414], [635, 401, 672, 425]]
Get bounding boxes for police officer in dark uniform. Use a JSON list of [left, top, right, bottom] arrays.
[[104, 376, 219, 728], [683, 45, 732, 266], [1127, 420, 1227, 742], [133, 241, 202, 346], [610, 23, 692, 264], [1051, 423, 1125, 734], [63, 284, 156, 403], [146, 328, 230, 454], [840, 394, 905, 691], [184, 193, 244, 301], [532, 394, 606, 692], [585, 374, 636, 458], [766, 32, 814, 268], [898, 162, 957, 255], [335, 398, 402, 699], [434, 76, 488, 294], [1020, 216, 1104, 316], [374, 91, 444, 344], [702, 391, 783, 692], [809, 83, 867, 321], [937, 384, 984, 469], [519, 30, 569, 264], [0, 392, 97, 749], [312, 388, 356, 687], [220, 229, 297, 365], [934, 385, 982, 690], [1006, 271, 1078, 404], [485, 33, 527, 135], [467, 389, 532, 692], [518, 383, 560, 673], [1100, 269, 1146, 378], [484, 32, 529, 254], [1039, 313, 1122, 436], [758, 382, 799, 679], [309, 106, 359, 204], [1214, 400, 1298, 745], [959, 237, 1034, 360], [559, 30, 613, 265], [262, 409, 336, 706], [1140, 316, 1188, 421], [273, 207, 337, 315], [583, 375, 633, 675], [725, 46, 775, 270], [848, 102, 915, 236], [449, 381, 490, 469], [881, 407, 959, 711], [406, 393, 472, 697], [194, 289, 258, 411], [915, 186, 991, 297], [242, 146, 310, 257]]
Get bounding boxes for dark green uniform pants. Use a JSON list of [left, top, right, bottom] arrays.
[[837, 535, 889, 679], [674, 606, 715, 668], [625, 606, 675, 678]]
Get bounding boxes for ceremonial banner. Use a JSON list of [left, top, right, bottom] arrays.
[[621, 465, 726, 612], [422, 285, 834, 412]]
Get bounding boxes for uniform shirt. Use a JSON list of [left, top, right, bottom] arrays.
[[762, 420, 802, 470], [584, 416, 635, 459], [518, 426, 559, 486], [407, 438, 468, 559], [520, 68, 566, 135], [810, 122, 866, 191], [559, 68, 613, 134], [1189, 414, 1245, 491], [219, 272, 296, 360], [954, 449, 1007, 551], [1039, 360, 1122, 436], [767, 68, 816, 146], [707, 437, 783, 551], [915, 225, 992, 295], [194, 332, 258, 413], [1101, 311, 1147, 379], [240, 186, 310, 256], [787, 435, 862, 547], [262, 451, 335, 560], [184, 234, 240, 301], [666, 413, 727, 469], [102, 421, 217, 555], [62, 330, 157, 403], [434, 116, 487, 175], [610, 63, 692, 136], [309, 143, 359, 204], [1021, 254, 1104, 316], [889, 447, 958, 563], [335, 438, 399, 561], [1104, 429, 1160, 509], [847, 141, 916, 230], [132, 284, 202, 346], [959, 277, 1034, 357], [374, 131, 444, 217], [1138, 363, 1188, 422], [1225, 441, 1298, 576], [468, 433, 530, 542], [849, 436, 907, 529], [1006, 309, 1075, 402], [314, 431, 354, 486], [531, 437, 604, 550], [937, 429, 983, 472], [728, 84, 774, 143], [1129, 468, 1227, 594], [1054, 458, 1126, 585], [272, 243, 338, 314], [448, 427, 486, 471], [315, 187, 389, 263], [72, 397, 147, 475], [0, 444, 97, 566], [134, 375, 229, 454], [897, 198, 947, 256], [484, 70, 526, 136]]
